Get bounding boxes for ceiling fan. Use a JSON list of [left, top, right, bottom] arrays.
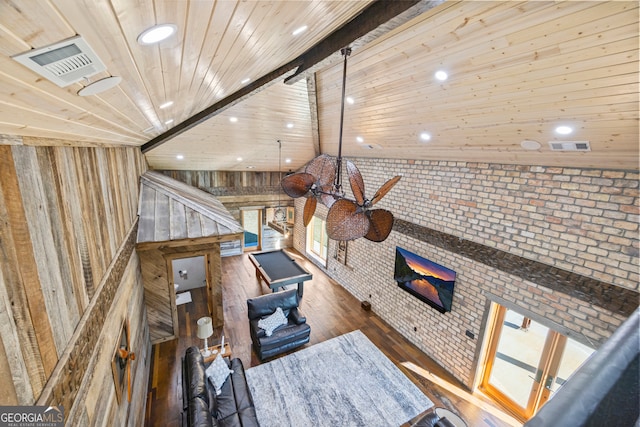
[[282, 48, 401, 242]]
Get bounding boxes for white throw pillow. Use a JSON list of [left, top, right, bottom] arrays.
[[206, 353, 233, 395], [257, 307, 288, 337]]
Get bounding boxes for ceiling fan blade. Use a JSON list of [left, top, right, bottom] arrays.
[[370, 175, 401, 205], [305, 154, 336, 187], [364, 209, 395, 242], [127, 358, 132, 402], [303, 197, 317, 226], [281, 172, 314, 198], [326, 199, 369, 241], [346, 161, 365, 206]]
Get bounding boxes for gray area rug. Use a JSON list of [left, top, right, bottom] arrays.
[[245, 330, 433, 427]]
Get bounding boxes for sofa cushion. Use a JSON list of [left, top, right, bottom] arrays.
[[229, 358, 254, 412], [237, 407, 259, 427], [257, 307, 288, 336], [247, 289, 299, 320], [188, 396, 214, 427], [185, 347, 209, 405], [256, 322, 311, 351], [206, 354, 234, 395]]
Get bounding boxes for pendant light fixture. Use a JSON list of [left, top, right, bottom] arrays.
[[281, 48, 401, 242], [268, 139, 289, 236]]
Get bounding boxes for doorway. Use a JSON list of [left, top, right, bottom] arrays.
[[172, 256, 206, 293], [479, 304, 595, 421], [241, 208, 262, 251]]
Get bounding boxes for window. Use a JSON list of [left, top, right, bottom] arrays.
[[306, 215, 328, 263]]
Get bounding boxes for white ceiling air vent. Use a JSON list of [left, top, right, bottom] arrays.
[[12, 35, 106, 87], [548, 141, 591, 152]]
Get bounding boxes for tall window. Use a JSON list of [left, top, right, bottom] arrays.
[[306, 216, 328, 263]]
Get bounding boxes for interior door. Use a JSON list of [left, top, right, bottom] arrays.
[[479, 305, 594, 421], [241, 209, 262, 251]]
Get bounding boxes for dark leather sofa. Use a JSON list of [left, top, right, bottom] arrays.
[[247, 289, 311, 360], [412, 411, 456, 427], [182, 346, 259, 427]]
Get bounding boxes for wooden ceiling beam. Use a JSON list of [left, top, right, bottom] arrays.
[[284, 0, 445, 85], [305, 75, 321, 157], [141, 0, 444, 154]]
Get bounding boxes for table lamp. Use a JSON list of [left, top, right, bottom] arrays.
[[196, 317, 214, 357]]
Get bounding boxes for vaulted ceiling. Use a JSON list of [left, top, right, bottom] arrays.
[[1, 1, 638, 171]]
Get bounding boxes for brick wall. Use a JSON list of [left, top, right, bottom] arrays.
[[294, 158, 639, 387]]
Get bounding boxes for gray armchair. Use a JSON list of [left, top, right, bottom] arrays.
[[247, 289, 311, 360]]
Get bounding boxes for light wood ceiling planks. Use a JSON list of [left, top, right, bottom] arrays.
[[316, 1, 639, 170], [0, 1, 637, 170]]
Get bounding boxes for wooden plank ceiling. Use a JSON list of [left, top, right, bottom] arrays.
[[0, 1, 637, 171]]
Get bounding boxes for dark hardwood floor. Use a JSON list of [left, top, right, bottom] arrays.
[[145, 248, 520, 427]]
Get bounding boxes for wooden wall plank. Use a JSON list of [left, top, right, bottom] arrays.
[[0, 146, 53, 397], [12, 146, 75, 353], [50, 147, 89, 312], [169, 198, 188, 240], [138, 250, 174, 343], [36, 148, 81, 325], [74, 149, 106, 285], [153, 193, 171, 242], [137, 184, 157, 244], [95, 149, 119, 256], [0, 256, 29, 405], [186, 208, 202, 239]]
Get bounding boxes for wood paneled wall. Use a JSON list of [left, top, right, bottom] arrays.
[[139, 241, 225, 344], [159, 169, 283, 190], [0, 144, 148, 424]]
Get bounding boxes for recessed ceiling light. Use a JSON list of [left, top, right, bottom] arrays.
[[435, 70, 448, 81], [237, 157, 243, 161], [137, 24, 177, 45], [165, 119, 174, 125], [229, 117, 238, 123], [176, 154, 184, 160], [286, 123, 294, 129], [285, 158, 292, 163], [521, 139, 541, 150], [356, 136, 364, 143], [555, 125, 573, 135], [420, 132, 431, 141], [160, 101, 173, 109], [292, 25, 308, 36], [247, 165, 255, 169], [346, 96, 355, 105], [241, 78, 251, 84]]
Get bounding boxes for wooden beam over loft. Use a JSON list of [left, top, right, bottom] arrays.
[[284, 0, 445, 85], [141, 0, 444, 154]]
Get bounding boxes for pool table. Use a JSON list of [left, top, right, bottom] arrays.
[[248, 249, 312, 298]]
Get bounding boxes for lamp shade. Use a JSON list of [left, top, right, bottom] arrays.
[[196, 317, 213, 339]]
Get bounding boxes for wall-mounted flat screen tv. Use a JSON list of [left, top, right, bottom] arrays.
[[394, 247, 456, 313]]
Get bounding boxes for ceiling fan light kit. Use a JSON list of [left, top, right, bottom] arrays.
[[281, 48, 401, 242]]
